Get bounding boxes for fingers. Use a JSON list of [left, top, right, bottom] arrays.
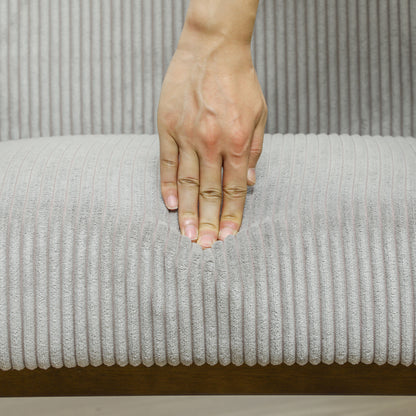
[[218, 154, 249, 241], [247, 108, 267, 186], [159, 131, 179, 210], [159, 107, 267, 250], [177, 146, 200, 241], [217, 110, 266, 242], [196, 156, 223, 249]]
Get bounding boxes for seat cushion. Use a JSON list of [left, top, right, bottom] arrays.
[[0, 133, 415, 370]]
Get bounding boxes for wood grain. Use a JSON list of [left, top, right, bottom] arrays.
[[1, 363, 416, 397]]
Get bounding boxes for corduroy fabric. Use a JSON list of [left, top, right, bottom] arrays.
[[0, 0, 415, 142], [0, 132, 415, 370]]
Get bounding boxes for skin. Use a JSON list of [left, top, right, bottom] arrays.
[[157, 0, 267, 249]]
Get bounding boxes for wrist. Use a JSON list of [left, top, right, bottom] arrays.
[[175, 27, 253, 72], [177, 24, 252, 58], [180, 0, 259, 46]]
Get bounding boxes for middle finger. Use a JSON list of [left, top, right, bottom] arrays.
[[196, 154, 223, 249], [177, 146, 200, 241]]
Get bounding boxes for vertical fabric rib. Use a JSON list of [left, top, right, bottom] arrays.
[[0, 132, 415, 370], [1, 0, 416, 141], [0, 0, 8, 140]]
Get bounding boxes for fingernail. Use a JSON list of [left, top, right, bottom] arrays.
[[248, 168, 256, 184], [184, 224, 198, 240], [219, 227, 235, 241], [197, 234, 214, 248], [167, 195, 178, 210]]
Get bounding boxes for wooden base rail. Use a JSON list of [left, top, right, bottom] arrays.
[[1, 362, 416, 396]]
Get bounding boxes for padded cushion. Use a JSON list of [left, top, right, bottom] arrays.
[[0, 133, 415, 370]]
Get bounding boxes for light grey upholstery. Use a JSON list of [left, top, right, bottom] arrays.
[[0, 1, 415, 369]]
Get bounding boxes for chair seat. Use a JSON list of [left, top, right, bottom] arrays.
[[0, 133, 415, 370]]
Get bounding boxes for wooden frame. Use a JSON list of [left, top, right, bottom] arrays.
[[1, 363, 416, 396]]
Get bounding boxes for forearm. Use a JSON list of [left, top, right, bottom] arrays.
[[178, 0, 260, 49]]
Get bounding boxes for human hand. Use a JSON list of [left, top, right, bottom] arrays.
[[157, 32, 267, 249]]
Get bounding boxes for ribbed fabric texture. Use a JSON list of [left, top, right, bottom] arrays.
[[0, 0, 415, 142], [0, 132, 415, 370]]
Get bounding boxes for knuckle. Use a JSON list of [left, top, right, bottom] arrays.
[[223, 185, 247, 200], [220, 214, 240, 223], [229, 148, 248, 160], [250, 145, 263, 157], [198, 130, 221, 147], [229, 132, 251, 157], [200, 187, 222, 201], [198, 118, 221, 139], [164, 119, 176, 133], [230, 124, 250, 146], [158, 111, 178, 132], [198, 221, 218, 231], [180, 211, 197, 219], [161, 180, 177, 188], [161, 158, 177, 168], [178, 176, 200, 187]]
